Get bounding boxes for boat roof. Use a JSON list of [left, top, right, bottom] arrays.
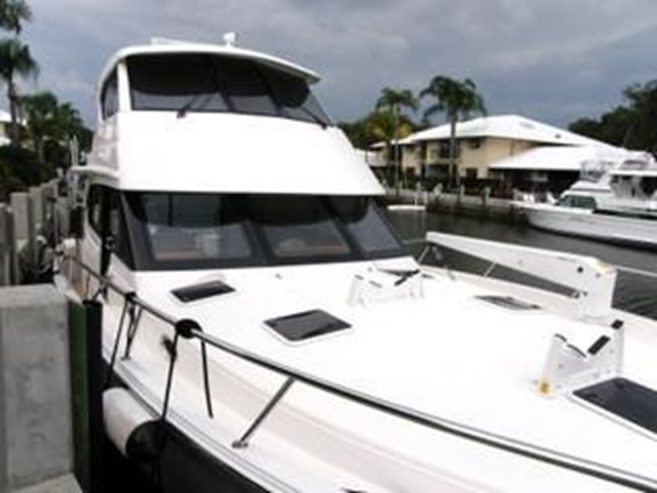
[[98, 37, 321, 89]]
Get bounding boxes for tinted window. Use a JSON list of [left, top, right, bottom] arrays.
[[329, 197, 401, 253], [87, 185, 103, 235], [108, 191, 134, 267], [86, 185, 134, 267], [123, 193, 405, 270], [572, 196, 596, 209], [101, 70, 119, 119], [261, 66, 330, 124], [218, 58, 277, 115], [557, 195, 573, 207], [126, 54, 331, 125], [247, 196, 351, 259], [129, 193, 254, 265], [640, 177, 657, 196], [128, 55, 229, 113]]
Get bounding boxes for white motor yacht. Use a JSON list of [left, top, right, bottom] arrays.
[[518, 154, 657, 247], [56, 37, 657, 492]]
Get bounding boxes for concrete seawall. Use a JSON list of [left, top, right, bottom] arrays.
[[386, 188, 524, 222], [0, 285, 80, 493]]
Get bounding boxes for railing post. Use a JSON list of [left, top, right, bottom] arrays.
[[232, 377, 295, 449]]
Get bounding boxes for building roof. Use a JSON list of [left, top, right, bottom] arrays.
[[402, 114, 605, 147], [489, 145, 639, 172]]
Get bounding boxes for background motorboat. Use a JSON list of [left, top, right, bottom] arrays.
[[518, 153, 657, 247]]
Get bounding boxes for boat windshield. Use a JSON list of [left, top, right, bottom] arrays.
[[557, 194, 597, 210], [123, 193, 404, 270], [126, 54, 331, 126]]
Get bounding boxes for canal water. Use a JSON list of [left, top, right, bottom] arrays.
[[388, 210, 657, 320]]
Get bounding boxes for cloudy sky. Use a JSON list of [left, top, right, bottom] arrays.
[[20, 0, 657, 128]]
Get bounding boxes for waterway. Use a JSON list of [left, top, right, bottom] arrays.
[[388, 210, 657, 320]]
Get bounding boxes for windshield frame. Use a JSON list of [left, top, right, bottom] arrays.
[[122, 192, 406, 271]]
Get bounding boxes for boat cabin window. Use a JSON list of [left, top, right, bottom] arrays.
[[101, 69, 119, 119], [126, 54, 331, 126], [132, 193, 254, 264], [558, 195, 596, 210], [247, 196, 350, 258], [86, 185, 135, 268], [122, 193, 404, 270], [640, 177, 657, 197]]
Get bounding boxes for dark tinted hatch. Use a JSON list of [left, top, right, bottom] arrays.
[[574, 378, 657, 434], [264, 309, 351, 342], [171, 280, 235, 303]]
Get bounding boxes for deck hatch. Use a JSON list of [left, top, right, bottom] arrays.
[[264, 309, 350, 342], [476, 295, 540, 311], [574, 378, 657, 434], [171, 280, 235, 303]]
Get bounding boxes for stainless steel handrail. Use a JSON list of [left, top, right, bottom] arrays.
[[58, 253, 657, 491]]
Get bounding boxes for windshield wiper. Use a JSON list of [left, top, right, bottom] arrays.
[[378, 268, 422, 286], [298, 105, 331, 129], [176, 93, 214, 118]]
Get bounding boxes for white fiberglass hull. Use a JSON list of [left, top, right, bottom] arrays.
[[62, 252, 657, 493], [521, 203, 657, 248]]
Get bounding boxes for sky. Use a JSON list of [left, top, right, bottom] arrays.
[[19, 0, 657, 129]]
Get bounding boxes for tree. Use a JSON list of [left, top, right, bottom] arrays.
[[22, 90, 57, 162], [375, 87, 418, 188], [420, 76, 486, 187], [568, 80, 657, 153], [22, 91, 88, 167], [0, 0, 32, 33], [0, 37, 38, 146], [621, 81, 657, 151]]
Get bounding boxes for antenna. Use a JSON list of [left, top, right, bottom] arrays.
[[222, 32, 238, 47]]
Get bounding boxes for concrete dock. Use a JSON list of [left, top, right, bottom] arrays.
[[0, 285, 80, 493]]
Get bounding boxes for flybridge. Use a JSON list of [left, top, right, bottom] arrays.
[[84, 40, 383, 195]]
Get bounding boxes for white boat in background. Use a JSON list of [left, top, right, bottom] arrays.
[[53, 36, 657, 492], [518, 153, 657, 247]]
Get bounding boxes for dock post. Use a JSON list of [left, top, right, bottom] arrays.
[[83, 299, 104, 493], [482, 186, 491, 217], [457, 184, 465, 210]]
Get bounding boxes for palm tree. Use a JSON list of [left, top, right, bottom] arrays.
[[0, 37, 38, 146], [375, 87, 418, 189], [22, 90, 57, 162], [421, 76, 486, 188], [0, 0, 32, 33], [364, 110, 415, 187]]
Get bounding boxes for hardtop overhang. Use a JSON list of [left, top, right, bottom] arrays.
[[97, 40, 321, 92]]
